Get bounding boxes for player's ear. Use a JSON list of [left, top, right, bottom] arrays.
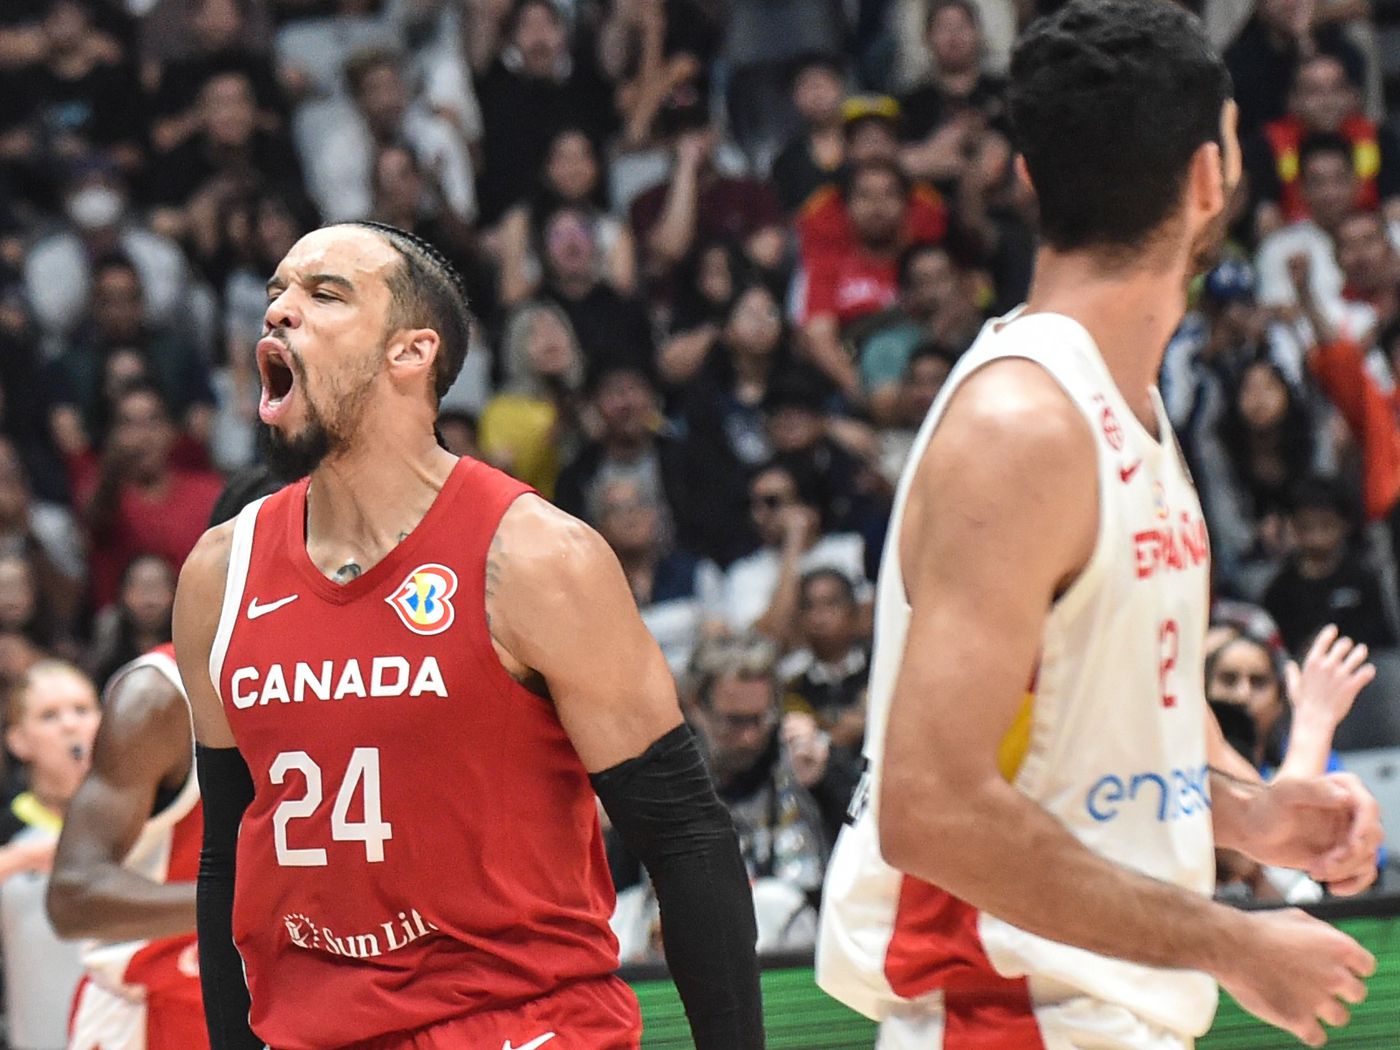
[[1186, 139, 1226, 224], [387, 328, 440, 386]]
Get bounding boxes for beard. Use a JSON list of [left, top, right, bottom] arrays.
[[257, 377, 359, 481]]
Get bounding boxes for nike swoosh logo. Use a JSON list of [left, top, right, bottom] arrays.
[[247, 594, 300, 620], [503, 1034, 557, 1050], [1119, 460, 1142, 483]]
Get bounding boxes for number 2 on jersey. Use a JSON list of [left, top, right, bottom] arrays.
[[1158, 619, 1179, 708], [270, 748, 394, 867]]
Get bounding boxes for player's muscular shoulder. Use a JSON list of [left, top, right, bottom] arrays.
[[905, 358, 1098, 595], [98, 666, 191, 787], [485, 495, 622, 672]]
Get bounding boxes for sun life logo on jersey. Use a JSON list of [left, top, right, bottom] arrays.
[[281, 906, 439, 959], [283, 913, 320, 949], [386, 563, 458, 635]]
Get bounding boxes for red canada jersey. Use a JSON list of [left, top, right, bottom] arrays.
[[208, 458, 622, 1049]]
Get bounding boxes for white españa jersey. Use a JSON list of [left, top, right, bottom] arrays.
[[817, 311, 1218, 1038], [79, 646, 202, 995]]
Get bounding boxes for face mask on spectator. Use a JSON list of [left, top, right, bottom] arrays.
[[67, 186, 124, 231]]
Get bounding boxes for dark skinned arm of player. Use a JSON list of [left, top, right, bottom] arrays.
[[486, 495, 764, 1050], [47, 665, 199, 942], [173, 522, 263, 1050]]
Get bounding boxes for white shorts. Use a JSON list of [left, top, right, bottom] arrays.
[[68, 978, 146, 1050], [877, 987, 1192, 1050]]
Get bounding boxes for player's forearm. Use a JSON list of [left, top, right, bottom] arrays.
[[47, 863, 196, 941], [880, 776, 1246, 979]]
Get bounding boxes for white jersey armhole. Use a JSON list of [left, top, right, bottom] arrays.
[[207, 497, 269, 704]]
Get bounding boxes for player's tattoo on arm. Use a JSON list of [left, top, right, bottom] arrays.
[[484, 531, 504, 632], [482, 530, 543, 691]]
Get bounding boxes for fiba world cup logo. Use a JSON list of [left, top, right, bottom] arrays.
[[386, 564, 459, 636]]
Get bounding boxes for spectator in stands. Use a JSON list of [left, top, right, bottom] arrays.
[[471, 0, 616, 224], [50, 255, 216, 453], [24, 159, 198, 353], [555, 362, 703, 559], [477, 301, 585, 498], [0, 331, 71, 505], [538, 204, 655, 375], [0, 660, 99, 1050], [0, 0, 146, 185], [690, 632, 852, 938], [302, 49, 475, 225], [629, 117, 785, 286], [771, 52, 848, 214], [1209, 624, 1360, 907], [763, 373, 871, 537], [719, 460, 872, 646], [1256, 132, 1400, 337], [369, 144, 482, 305], [676, 281, 802, 561], [85, 553, 175, 690], [604, 0, 723, 151], [0, 439, 83, 645], [148, 0, 287, 154], [897, 0, 1008, 187], [799, 160, 914, 402], [1334, 208, 1400, 323], [498, 127, 635, 309], [593, 475, 722, 677], [146, 69, 304, 263], [780, 568, 869, 759], [1223, 0, 1367, 136], [796, 96, 948, 266], [656, 240, 744, 387], [876, 341, 959, 486], [0, 552, 62, 663], [1199, 359, 1322, 600], [1263, 476, 1395, 653], [68, 382, 222, 611], [1246, 52, 1400, 239], [858, 241, 981, 423]]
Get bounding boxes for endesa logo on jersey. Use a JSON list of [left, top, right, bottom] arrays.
[[386, 563, 458, 635], [1085, 763, 1211, 824]]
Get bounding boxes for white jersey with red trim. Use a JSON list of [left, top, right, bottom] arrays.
[[79, 644, 202, 997], [816, 311, 1218, 1038]]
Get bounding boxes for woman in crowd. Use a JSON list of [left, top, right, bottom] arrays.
[[477, 300, 587, 499], [497, 127, 636, 308]]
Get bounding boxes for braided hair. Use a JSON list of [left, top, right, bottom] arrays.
[[346, 221, 472, 402]]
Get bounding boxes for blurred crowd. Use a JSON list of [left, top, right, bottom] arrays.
[[0, 0, 1398, 1032]]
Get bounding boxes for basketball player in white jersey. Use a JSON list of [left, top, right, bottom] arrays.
[[817, 3, 1383, 1049], [47, 472, 281, 1050], [48, 645, 209, 1050]]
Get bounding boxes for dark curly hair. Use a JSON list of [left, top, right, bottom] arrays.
[[1009, 0, 1232, 252]]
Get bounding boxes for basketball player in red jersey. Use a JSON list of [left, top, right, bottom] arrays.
[[172, 223, 763, 1050], [48, 472, 282, 1050]]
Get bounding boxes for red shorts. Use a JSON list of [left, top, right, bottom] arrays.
[[338, 976, 642, 1050]]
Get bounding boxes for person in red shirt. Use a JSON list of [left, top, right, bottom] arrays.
[[1245, 53, 1400, 237], [795, 95, 947, 264], [800, 160, 913, 402], [69, 382, 222, 610]]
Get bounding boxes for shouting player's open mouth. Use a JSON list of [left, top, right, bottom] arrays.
[[257, 336, 298, 425]]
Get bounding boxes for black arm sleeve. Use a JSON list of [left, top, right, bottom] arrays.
[[195, 744, 262, 1050], [591, 724, 764, 1050]]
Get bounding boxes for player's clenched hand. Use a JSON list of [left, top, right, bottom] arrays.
[[1242, 775, 1382, 893], [1219, 908, 1373, 1047]]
